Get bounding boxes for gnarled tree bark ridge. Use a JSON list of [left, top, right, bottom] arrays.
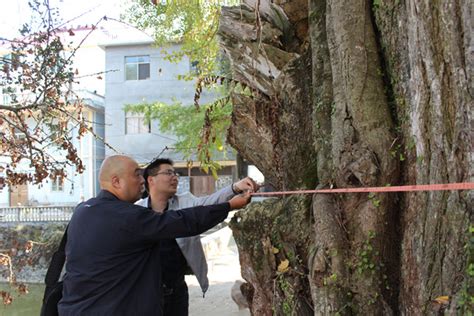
[[220, 0, 472, 315]]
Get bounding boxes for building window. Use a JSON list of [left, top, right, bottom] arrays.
[[1, 87, 15, 105], [125, 113, 151, 134], [125, 55, 150, 80], [51, 177, 64, 192], [13, 128, 26, 140]]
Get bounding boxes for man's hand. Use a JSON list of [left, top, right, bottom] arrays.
[[233, 177, 259, 194], [229, 192, 251, 210]]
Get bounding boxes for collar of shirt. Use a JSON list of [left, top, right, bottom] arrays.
[[98, 190, 121, 201], [147, 196, 171, 212]]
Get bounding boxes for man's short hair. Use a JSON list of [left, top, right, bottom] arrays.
[[143, 158, 174, 192]]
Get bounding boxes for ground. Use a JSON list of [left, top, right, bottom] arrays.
[[187, 235, 250, 316]]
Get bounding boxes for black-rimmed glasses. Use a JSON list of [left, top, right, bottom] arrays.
[[153, 170, 180, 177]]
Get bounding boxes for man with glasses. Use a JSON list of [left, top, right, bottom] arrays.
[[58, 155, 251, 316], [136, 158, 258, 316]]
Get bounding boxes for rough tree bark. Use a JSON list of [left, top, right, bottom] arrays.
[[219, 0, 472, 315], [374, 1, 473, 314]]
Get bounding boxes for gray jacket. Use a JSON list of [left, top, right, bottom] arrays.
[[135, 185, 235, 294]]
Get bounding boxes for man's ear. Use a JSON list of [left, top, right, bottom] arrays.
[[111, 175, 121, 189], [148, 176, 153, 186]]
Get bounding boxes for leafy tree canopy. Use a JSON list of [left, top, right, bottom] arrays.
[[124, 90, 233, 178], [124, 0, 240, 175], [125, 0, 238, 79]]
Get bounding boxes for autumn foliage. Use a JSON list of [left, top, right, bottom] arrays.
[[0, 1, 99, 187]]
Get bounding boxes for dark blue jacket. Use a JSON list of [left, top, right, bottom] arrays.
[[58, 190, 230, 316]]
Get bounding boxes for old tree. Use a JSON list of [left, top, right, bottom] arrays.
[[217, 0, 472, 315]]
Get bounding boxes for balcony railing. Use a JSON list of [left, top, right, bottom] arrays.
[[0, 206, 74, 222]]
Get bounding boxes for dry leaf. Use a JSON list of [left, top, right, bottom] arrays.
[[277, 259, 289, 273], [433, 296, 449, 305], [272, 247, 279, 254]]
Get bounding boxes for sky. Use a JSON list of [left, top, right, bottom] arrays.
[[0, 0, 129, 39], [0, 0, 151, 95]]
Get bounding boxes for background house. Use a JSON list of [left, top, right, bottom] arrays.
[[102, 38, 237, 195], [0, 91, 105, 207], [0, 19, 242, 206], [0, 26, 107, 207]]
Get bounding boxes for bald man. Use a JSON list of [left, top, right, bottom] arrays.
[[58, 155, 250, 316]]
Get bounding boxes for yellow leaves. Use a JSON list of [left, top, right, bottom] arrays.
[[273, 245, 289, 274], [433, 296, 449, 305], [277, 259, 289, 273]]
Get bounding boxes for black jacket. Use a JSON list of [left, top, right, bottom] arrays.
[[58, 190, 230, 316]]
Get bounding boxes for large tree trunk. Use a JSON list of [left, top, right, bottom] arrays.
[[219, 0, 472, 315], [374, 1, 473, 314]]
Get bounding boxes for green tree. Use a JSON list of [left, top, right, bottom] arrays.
[[124, 91, 233, 178], [124, 0, 239, 175], [125, 0, 236, 79]]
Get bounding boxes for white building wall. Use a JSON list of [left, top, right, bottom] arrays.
[[0, 104, 103, 207], [104, 42, 201, 163], [0, 157, 9, 206], [0, 21, 125, 207]]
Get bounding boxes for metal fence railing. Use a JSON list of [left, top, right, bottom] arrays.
[[0, 206, 74, 222]]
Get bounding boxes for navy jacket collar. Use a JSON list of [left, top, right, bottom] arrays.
[[97, 190, 120, 201]]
